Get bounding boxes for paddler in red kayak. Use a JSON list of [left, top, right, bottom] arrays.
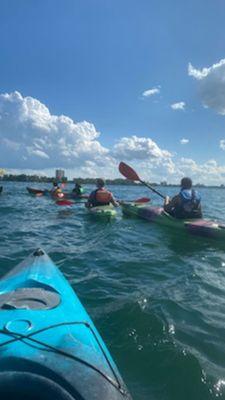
[[86, 178, 119, 208], [164, 177, 202, 219], [51, 181, 64, 199]]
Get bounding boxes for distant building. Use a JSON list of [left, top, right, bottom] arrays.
[[55, 169, 65, 181], [160, 181, 167, 186]]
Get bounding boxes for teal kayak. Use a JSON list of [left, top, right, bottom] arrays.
[[0, 249, 132, 399], [88, 205, 117, 218], [121, 202, 225, 241]]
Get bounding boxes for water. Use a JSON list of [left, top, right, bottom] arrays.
[[1, 182, 225, 400]]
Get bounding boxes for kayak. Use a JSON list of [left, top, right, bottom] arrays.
[[27, 187, 88, 201], [0, 249, 132, 399], [27, 187, 49, 196], [88, 205, 117, 219], [121, 202, 225, 240]]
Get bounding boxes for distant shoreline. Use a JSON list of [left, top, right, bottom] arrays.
[[1, 175, 225, 189]]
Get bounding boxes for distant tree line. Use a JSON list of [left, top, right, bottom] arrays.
[[1, 174, 138, 185], [1, 174, 225, 188]]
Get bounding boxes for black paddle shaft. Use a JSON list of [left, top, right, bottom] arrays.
[[140, 180, 166, 200]]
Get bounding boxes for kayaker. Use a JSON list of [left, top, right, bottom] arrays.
[[51, 181, 63, 198], [86, 178, 119, 208], [164, 177, 202, 219], [72, 182, 84, 197]]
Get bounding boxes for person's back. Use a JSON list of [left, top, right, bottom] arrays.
[[86, 178, 118, 208], [164, 177, 202, 219], [72, 183, 84, 197]]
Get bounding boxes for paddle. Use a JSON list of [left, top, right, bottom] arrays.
[[119, 162, 166, 200]]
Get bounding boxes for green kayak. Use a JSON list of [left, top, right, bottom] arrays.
[[121, 202, 225, 241], [88, 205, 117, 219]]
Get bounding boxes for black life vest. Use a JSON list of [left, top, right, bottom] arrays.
[[173, 189, 202, 219]]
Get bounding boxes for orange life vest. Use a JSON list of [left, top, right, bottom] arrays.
[[95, 188, 112, 204]]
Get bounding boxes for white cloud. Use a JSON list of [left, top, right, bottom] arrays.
[[188, 59, 225, 115], [142, 87, 160, 97], [180, 138, 189, 145], [113, 135, 171, 161], [0, 91, 108, 169], [220, 139, 225, 150], [1, 90, 225, 185], [171, 101, 186, 110], [188, 59, 225, 80]]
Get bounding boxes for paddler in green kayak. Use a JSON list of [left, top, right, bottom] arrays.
[[72, 182, 84, 197], [86, 178, 119, 208], [164, 177, 202, 219]]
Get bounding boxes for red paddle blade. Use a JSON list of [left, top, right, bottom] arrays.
[[56, 200, 74, 206], [134, 197, 151, 203], [119, 162, 140, 181]]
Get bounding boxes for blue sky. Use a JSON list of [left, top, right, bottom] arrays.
[[1, 0, 225, 183]]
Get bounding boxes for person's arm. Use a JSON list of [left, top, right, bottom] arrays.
[[164, 195, 179, 213], [164, 195, 170, 206], [110, 194, 119, 207], [85, 191, 95, 208]]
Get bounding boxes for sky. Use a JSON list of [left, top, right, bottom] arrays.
[[1, 0, 225, 184]]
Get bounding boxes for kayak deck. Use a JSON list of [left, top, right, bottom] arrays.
[[88, 205, 117, 218], [0, 249, 131, 400], [122, 202, 225, 240]]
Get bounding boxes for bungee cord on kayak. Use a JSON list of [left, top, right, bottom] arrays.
[[0, 321, 125, 394]]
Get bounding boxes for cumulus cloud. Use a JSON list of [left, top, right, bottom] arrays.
[[1, 90, 225, 185], [171, 101, 186, 111], [113, 135, 171, 160], [177, 158, 225, 185], [220, 139, 225, 150], [180, 138, 189, 145], [188, 59, 225, 115], [0, 91, 109, 169], [142, 87, 160, 97]]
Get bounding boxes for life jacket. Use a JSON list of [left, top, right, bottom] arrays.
[[92, 188, 112, 206], [174, 189, 202, 219], [52, 188, 63, 198]]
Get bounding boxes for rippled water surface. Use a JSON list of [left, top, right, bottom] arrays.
[[1, 182, 225, 400]]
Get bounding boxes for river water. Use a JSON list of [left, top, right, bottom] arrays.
[[1, 182, 225, 400]]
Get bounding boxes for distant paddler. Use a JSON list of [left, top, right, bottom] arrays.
[[72, 182, 84, 198], [50, 181, 64, 199], [86, 178, 119, 208]]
